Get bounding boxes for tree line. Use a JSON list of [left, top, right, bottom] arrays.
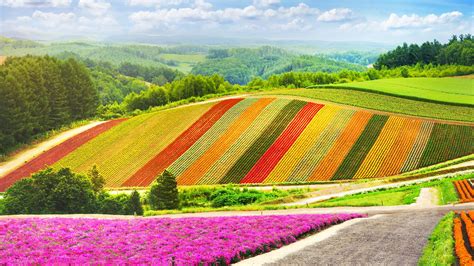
[[374, 34, 473, 69], [0, 55, 98, 155]]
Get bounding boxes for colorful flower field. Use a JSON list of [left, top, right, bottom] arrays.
[[0, 97, 472, 190], [454, 180, 474, 203], [454, 211, 474, 265], [0, 119, 126, 191], [0, 214, 364, 264]]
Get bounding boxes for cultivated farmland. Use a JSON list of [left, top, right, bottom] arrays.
[[0, 96, 472, 191], [315, 77, 474, 106]]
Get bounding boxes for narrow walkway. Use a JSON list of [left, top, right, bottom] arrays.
[[261, 211, 445, 265], [412, 187, 438, 207], [0, 121, 105, 177], [284, 169, 473, 206]]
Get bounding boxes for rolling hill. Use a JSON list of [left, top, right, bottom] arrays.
[[0, 96, 472, 191], [314, 77, 474, 106]]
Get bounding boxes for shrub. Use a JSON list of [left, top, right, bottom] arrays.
[[97, 193, 128, 214], [148, 170, 179, 210], [88, 165, 106, 194], [3, 167, 97, 214], [127, 190, 144, 215]]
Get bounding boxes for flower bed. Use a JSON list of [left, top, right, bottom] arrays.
[[454, 180, 474, 203], [0, 213, 363, 264], [454, 211, 474, 265]]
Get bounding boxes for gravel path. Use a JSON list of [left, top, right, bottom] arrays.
[[0, 121, 105, 177], [264, 211, 446, 266]]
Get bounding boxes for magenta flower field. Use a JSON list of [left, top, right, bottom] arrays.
[[0, 213, 364, 264]]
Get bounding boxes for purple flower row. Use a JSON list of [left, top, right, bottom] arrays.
[[0, 213, 364, 265]]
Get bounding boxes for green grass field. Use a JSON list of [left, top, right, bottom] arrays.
[[316, 77, 473, 106], [260, 88, 474, 122], [418, 212, 455, 265]]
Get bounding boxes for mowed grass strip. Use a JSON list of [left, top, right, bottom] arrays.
[[376, 119, 422, 177], [241, 103, 323, 184], [327, 77, 474, 106], [353, 116, 406, 179], [200, 99, 291, 185], [122, 99, 242, 187], [309, 111, 372, 181], [400, 121, 434, 172], [331, 115, 388, 180], [169, 98, 257, 179], [221, 100, 306, 184], [264, 105, 341, 183], [260, 89, 474, 122], [418, 124, 474, 168], [54, 104, 215, 187], [182, 98, 274, 185], [0, 119, 126, 192]]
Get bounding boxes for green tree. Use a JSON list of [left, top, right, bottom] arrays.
[[148, 170, 179, 210], [87, 165, 106, 194], [126, 190, 144, 215], [3, 167, 97, 214]]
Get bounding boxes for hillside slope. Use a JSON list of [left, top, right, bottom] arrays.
[[0, 97, 472, 190], [315, 77, 474, 106]]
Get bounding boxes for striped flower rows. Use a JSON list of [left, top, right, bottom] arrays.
[[454, 211, 474, 265], [1, 97, 472, 190], [123, 97, 473, 187]]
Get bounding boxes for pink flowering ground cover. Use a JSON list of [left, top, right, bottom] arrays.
[[0, 213, 364, 264]]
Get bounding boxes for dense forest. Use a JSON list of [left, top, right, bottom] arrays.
[[374, 34, 473, 69], [192, 46, 365, 84], [0, 55, 98, 155]]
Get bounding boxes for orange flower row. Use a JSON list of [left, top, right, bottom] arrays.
[[454, 215, 473, 266], [455, 180, 474, 203]]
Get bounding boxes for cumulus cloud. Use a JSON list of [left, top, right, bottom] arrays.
[[78, 0, 111, 16], [0, 0, 71, 7], [32, 10, 75, 26], [128, 0, 186, 7], [317, 8, 353, 22], [253, 0, 280, 7], [382, 11, 462, 29]]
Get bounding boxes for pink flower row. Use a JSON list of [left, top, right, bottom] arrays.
[[0, 213, 364, 265]]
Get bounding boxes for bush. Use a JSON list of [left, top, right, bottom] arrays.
[[0, 198, 4, 214], [148, 170, 179, 210], [97, 193, 128, 214], [3, 168, 97, 214], [127, 190, 144, 215]]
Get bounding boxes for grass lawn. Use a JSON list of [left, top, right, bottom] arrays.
[[310, 172, 472, 207], [259, 88, 474, 122], [310, 188, 420, 207], [318, 77, 473, 106], [418, 212, 455, 266]]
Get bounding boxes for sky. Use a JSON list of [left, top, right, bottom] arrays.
[[0, 0, 472, 44]]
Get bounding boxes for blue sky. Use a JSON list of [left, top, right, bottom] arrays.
[[0, 0, 472, 43]]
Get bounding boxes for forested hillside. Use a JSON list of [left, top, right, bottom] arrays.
[[375, 34, 473, 69], [192, 46, 365, 84], [0, 56, 98, 155]]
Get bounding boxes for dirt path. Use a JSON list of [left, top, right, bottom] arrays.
[[1, 202, 473, 220], [260, 211, 445, 266], [412, 187, 438, 207], [0, 121, 105, 177], [283, 169, 473, 206]]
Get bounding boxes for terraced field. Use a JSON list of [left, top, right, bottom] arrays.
[[0, 96, 472, 190]]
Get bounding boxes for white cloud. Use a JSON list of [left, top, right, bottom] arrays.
[[382, 11, 462, 29], [78, 0, 111, 16], [317, 8, 353, 22], [193, 0, 211, 10], [253, 0, 279, 7], [32, 10, 75, 26], [0, 0, 71, 7], [128, 0, 185, 7]]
